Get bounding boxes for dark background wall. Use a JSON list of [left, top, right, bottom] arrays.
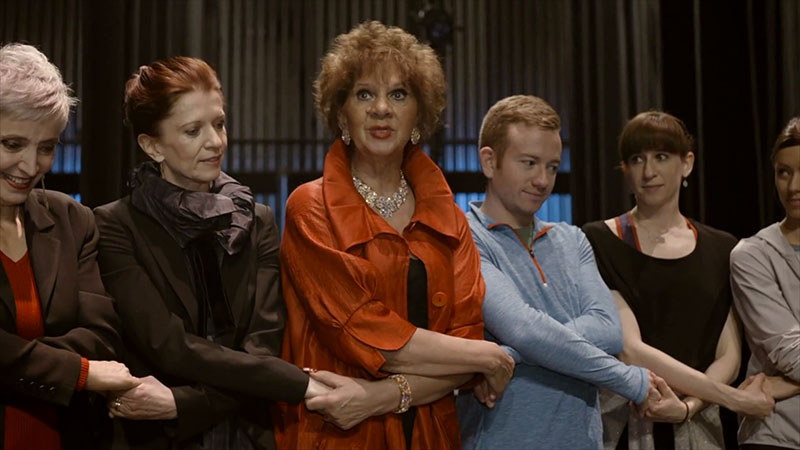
[[3, 1, 798, 448], [2, 0, 799, 237]]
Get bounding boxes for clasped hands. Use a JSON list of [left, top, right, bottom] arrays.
[[303, 370, 390, 430], [303, 351, 516, 431], [85, 360, 177, 420], [635, 371, 775, 423]]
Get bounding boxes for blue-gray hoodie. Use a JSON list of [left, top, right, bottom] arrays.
[[457, 202, 649, 450]]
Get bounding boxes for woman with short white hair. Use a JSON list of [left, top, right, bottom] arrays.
[[0, 43, 139, 450]]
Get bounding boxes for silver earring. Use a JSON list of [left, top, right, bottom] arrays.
[[682, 178, 688, 188], [341, 128, 351, 146], [410, 128, 421, 145]]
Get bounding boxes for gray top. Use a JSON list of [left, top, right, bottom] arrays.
[[731, 222, 800, 448], [457, 202, 648, 450]]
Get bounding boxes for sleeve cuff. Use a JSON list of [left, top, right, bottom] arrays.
[[76, 357, 90, 391], [343, 300, 417, 376]]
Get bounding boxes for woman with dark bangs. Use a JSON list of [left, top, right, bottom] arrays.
[[582, 111, 774, 449], [277, 21, 513, 450]]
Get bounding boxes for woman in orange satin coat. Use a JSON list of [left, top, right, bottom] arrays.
[[277, 21, 515, 450]]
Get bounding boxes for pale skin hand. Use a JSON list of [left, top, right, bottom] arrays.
[[304, 370, 472, 430], [611, 291, 774, 419], [108, 376, 177, 420], [380, 329, 515, 397], [304, 376, 333, 398], [304, 371, 395, 430], [85, 360, 140, 392], [634, 371, 663, 415], [473, 379, 495, 408], [638, 375, 689, 423], [761, 375, 800, 400]]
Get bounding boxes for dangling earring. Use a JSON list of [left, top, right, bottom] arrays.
[[410, 128, 421, 145], [40, 175, 50, 210], [682, 178, 689, 188], [341, 128, 351, 146]]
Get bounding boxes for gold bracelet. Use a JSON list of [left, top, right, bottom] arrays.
[[388, 374, 412, 414]]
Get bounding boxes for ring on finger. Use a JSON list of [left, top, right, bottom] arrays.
[[112, 399, 122, 411]]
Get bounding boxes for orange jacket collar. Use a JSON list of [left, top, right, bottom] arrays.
[[322, 138, 461, 251]]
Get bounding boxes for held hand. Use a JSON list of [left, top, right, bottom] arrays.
[[634, 371, 661, 417], [735, 373, 775, 418], [304, 375, 333, 398], [85, 360, 140, 392], [639, 374, 689, 423], [108, 376, 177, 420], [473, 378, 498, 409], [483, 344, 515, 398], [304, 371, 390, 430]]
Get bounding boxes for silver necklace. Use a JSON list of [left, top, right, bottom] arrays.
[[352, 171, 409, 219]]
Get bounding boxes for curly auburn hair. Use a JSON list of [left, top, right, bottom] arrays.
[[313, 21, 446, 142]]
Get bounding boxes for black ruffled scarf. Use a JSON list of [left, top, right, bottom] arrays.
[[129, 161, 255, 255]]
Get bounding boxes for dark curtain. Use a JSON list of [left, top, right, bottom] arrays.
[[571, 0, 800, 238], [749, 0, 800, 230], [570, 0, 663, 226]]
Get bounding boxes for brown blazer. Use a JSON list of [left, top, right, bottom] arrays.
[[0, 190, 121, 449], [94, 197, 308, 449]]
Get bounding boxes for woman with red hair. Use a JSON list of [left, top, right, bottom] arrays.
[[94, 56, 331, 450]]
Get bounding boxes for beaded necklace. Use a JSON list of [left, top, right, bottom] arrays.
[[352, 171, 409, 219]]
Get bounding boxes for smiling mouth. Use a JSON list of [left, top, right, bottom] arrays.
[[523, 191, 544, 199], [200, 155, 222, 164], [1, 173, 34, 190]]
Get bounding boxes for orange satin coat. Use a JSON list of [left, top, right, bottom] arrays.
[[276, 140, 485, 450]]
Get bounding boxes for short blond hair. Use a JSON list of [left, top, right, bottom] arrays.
[[313, 21, 446, 142], [0, 43, 76, 127], [479, 95, 560, 164]]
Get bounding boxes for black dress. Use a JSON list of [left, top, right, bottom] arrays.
[[582, 218, 736, 449], [403, 258, 428, 450]]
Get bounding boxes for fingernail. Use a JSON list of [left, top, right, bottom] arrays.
[[302, 367, 317, 374]]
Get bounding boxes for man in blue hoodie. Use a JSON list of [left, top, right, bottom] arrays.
[[456, 95, 660, 449]]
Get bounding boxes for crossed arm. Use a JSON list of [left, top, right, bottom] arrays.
[[612, 291, 774, 420], [731, 242, 800, 401], [281, 202, 513, 429]]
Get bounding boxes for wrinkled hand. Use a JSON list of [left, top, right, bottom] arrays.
[[483, 345, 515, 398], [473, 378, 499, 409], [638, 374, 688, 423], [85, 360, 140, 392], [304, 371, 389, 430], [736, 373, 775, 418], [108, 376, 177, 420]]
